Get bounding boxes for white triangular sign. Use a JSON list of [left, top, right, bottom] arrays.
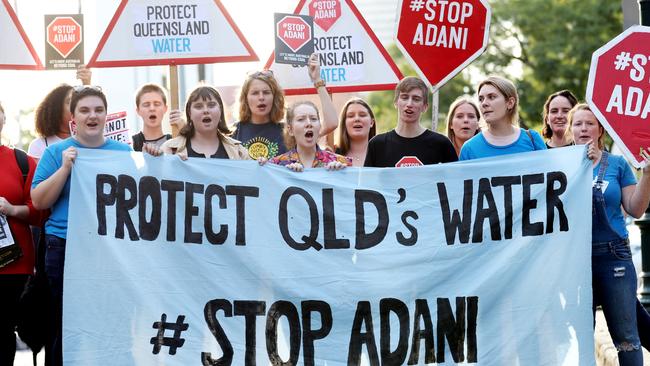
[[265, 0, 403, 95], [88, 0, 258, 67], [0, 0, 43, 69]]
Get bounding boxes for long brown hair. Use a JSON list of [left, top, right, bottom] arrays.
[[238, 71, 285, 124], [337, 98, 376, 155], [181, 86, 231, 138], [445, 96, 480, 153], [541, 90, 578, 138]]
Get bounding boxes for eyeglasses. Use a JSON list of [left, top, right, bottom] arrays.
[[72, 85, 103, 93], [246, 70, 274, 78]]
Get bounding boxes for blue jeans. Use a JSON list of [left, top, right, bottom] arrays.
[[592, 239, 643, 365], [45, 234, 65, 366]]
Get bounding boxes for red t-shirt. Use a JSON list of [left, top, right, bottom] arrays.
[[0, 146, 45, 274]]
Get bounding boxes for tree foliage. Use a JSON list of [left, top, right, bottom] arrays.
[[367, 0, 623, 132], [476, 0, 623, 128]]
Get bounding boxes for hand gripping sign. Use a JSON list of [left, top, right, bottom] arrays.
[[45, 14, 84, 70], [395, 0, 490, 91], [274, 13, 314, 65], [587, 25, 650, 168], [266, 0, 403, 95]]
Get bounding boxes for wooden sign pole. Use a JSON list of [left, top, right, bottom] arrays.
[[168, 65, 180, 137]]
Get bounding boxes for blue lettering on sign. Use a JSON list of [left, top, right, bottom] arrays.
[[320, 67, 346, 82], [151, 38, 191, 53]]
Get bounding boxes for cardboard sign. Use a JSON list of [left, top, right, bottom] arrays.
[[0, 0, 43, 69], [88, 0, 257, 67], [265, 0, 402, 95], [274, 13, 314, 65], [45, 14, 84, 70]]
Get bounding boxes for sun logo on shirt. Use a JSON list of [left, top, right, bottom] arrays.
[[245, 137, 279, 159]]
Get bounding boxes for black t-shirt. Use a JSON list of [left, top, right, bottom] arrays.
[[364, 129, 458, 167], [131, 132, 171, 152], [232, 121, 287, 159], [186, 139, 228, 159]]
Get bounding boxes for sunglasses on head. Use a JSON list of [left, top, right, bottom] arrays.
[[246, 70, 274, 78], [72, 85, 103, 93]]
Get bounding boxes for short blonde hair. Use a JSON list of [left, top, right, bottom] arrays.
[[568, 103, 605, 150], [477, 75, 519, 126]]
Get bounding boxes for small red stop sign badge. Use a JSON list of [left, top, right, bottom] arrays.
[[586, 25, 650, 168], [47, 16, 82, 58], [277, 16, 312, 52], [396, 156, 423, 167]]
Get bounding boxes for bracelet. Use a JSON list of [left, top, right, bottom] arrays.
[[313, 79, 326, 89]]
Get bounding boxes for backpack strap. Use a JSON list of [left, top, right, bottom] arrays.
[[14, 148, 29, 185], [525, 129, 537, 150], [132, 132, 144, 152]]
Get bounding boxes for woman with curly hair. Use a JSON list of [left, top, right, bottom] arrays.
[[28, 66, 92, 159]]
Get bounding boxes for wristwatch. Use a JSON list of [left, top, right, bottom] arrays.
[[313, 79, 326, 89]]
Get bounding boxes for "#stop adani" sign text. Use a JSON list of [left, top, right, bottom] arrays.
[[45, 14, 84, 70]]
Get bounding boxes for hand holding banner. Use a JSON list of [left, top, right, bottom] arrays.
[[65, 147, 594, 365]]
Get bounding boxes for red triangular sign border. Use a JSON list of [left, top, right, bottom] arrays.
[[88, 0, 258, 68], [0, 0, 43, 70]]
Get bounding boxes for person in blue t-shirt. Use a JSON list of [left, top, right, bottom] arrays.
[[570, 103, 650, 365], [31, 85, 131, 366], [459, 75, 546, 161]]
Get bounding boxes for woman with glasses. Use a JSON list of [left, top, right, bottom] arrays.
[[233, 54, 338, 159], [31, 86, 131, 366], [28, 65, 92, 159], [156, 85, 249, 160], [265, 101, 350, 171]]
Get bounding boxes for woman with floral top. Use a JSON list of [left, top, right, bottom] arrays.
[[266, 101, 350, 172]]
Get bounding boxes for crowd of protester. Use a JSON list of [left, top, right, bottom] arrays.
[[1, 56, 649, 365]]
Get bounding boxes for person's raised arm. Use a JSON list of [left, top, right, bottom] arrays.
[[76, 64, 92, 85], [308, 53, 338, 136], [622, 147, 650, 218]]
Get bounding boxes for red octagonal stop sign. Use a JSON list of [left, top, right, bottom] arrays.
[[587, 25, 650, 169], [276, 16, 312, 52], [47, 16, 82, 58], [309, 0, 342, 32], [395, 0, 490, 91]]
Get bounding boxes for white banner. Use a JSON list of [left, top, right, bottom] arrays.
[[65, 146, 594, 365]]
